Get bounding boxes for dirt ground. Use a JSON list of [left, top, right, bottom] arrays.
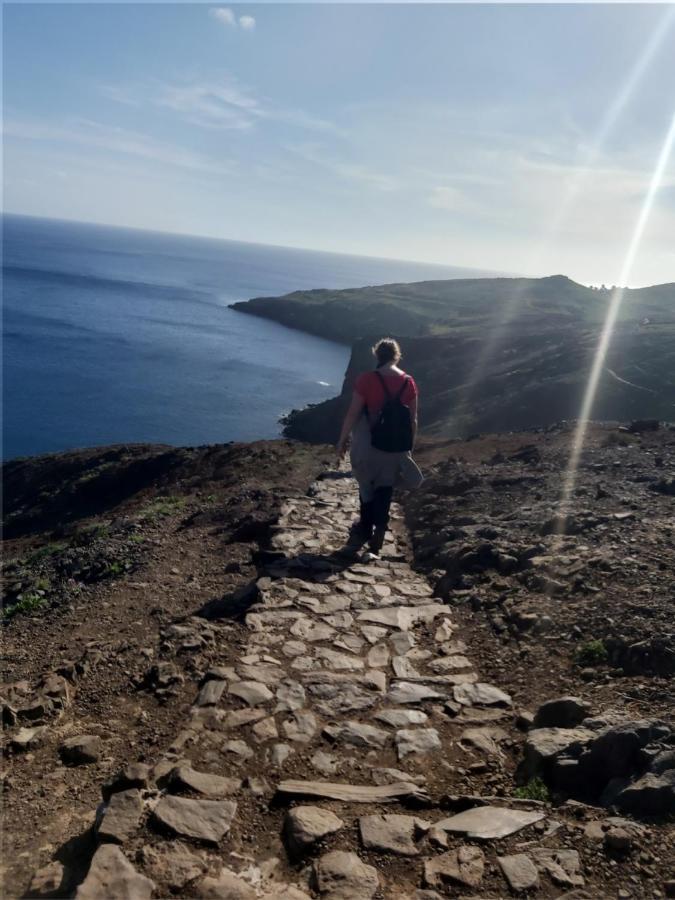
[[1, 440, 331, 898], [2, 424, 674, 899]]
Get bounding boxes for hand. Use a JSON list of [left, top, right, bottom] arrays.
[[336, 438, 348, 460]]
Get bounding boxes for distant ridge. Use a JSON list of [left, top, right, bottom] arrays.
[[233, 274, 675, 440]]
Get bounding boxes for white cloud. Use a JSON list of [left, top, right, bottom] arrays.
[[209, 8, 255, 32], [286, 142, 398, 192], [157, 80, 259, 131], [101, 75, 342, 136], [209, 7, 236, 28], [3, 117, 235, 177]]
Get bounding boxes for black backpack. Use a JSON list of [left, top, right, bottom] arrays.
[[370, 371, 413, 453]]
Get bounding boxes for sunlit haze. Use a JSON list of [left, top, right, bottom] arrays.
[[4, 3, 674, 286]]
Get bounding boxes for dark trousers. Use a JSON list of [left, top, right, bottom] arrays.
[[360, 486, 394, 531]]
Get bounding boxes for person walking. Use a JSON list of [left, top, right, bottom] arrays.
[[336, 338, 422, 554]]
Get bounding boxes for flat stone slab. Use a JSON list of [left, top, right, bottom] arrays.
[[276, 779, 428, 804], [366, 644, 390, 668], [141, 842, 206, 890], [388, 682, 445, 705], [275, 680, 306, 712], [315, 648, 364, 672], [396, 728, 442, 759], [152, 796, 237, 844], [498, 854, 540, 892], [290, 619, 336, 642], [163, 766, 241, 797], [453, 682, 512, 707], [282, 710, 317, 743], [356, 604, 449, 631], [324, 722, 389, 749], [424, 846, 485, 890], [196, 679, 227, 707], [228, 681, 273, 707], [359, 814, 427, 856], [459, 726, 509, 756], [434, 806, 546, 840], [375, 709, 428, 727], [97, 789, 142, 844], [312, 850, 379, 899], [75, 845, 155, 899], [429, 655, 472, 672]]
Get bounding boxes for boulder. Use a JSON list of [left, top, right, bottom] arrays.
[[519, 727, 594, 782], [10, 726, 48, 752], [284, 806, 344, 855], [611, 770, 675, 816], [533, 697, 591, 729], [60, 734, 102, 766]]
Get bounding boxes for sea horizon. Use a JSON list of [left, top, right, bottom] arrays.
[[2, 214, 501, 461]]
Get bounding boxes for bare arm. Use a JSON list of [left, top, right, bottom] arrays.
[[336, 391, 365, 458]]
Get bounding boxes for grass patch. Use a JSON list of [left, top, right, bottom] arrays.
[[102, 561, 125, 578], [140, 495, 187, 521], [576, 639, 609, 667], [128, 533, 146, 544], [73, 523, 109, 544], [514, 777, 550, 802], [26, 542, 67, 564], [3, 593, 49, 620]]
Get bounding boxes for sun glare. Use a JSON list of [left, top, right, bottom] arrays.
[[557, 111, 675, 528]]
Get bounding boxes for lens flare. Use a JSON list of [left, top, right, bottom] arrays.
[[454, 8, 674, 421], [558, 111, 675, 525], [528, 5, 675, 274]]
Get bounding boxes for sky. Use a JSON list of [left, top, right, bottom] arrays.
[[3, 3, 675, 286]]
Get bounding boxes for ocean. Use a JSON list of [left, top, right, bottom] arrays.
[[2, 215, 481, 460]]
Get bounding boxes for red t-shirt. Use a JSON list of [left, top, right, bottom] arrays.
[[354, 370, 418, 418]]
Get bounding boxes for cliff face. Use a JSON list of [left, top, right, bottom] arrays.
[[235, 275, 675, 444], [283, 324, 675, 443]]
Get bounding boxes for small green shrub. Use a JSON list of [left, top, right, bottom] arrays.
[[514, 777, 550, 802], [576, 639, 609, 667], [26, 542, 66, 564], [3, 593, 49, 620], [140, 495, 186, 520], [102, 561, 125, 578]]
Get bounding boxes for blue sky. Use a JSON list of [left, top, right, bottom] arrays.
[[3, 3, 675, 286]]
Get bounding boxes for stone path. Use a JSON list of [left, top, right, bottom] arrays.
[[53, 469, 580, 899]]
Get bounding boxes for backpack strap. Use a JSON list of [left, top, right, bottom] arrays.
[[375, 370, 409, 401], [396, 375, 410, 400], [374, 369, 391, 399]]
